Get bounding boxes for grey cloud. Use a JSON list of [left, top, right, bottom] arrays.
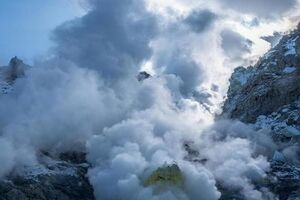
[[184, 10, 217, 33], [164, 53, 204, 97], [221, 29, 253, 62], [219, 0, 297, 18], [242, 18, 260, 28]]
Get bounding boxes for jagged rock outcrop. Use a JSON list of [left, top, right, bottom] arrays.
[[0, 56, 30, 94], [7, 56, 27, 81], [223, 24, 300, 200], [136, 71, 151, 82], [0, 57, 95, 200], [0, 152, 94, 200], [223, 25, 300, 123], [255, 101, 300, 143]]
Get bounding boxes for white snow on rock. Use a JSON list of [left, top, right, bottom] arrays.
[[19, 155, 85, 179], [235, 72, 251, 85], [232, 66, 256, 86], [284, 126, 300, 137], [255, 102, 300, 141], [284, 36, 299, 56], [264, 50, 276, 59], [0, 67, 12, 94], [0, 81, 13, 94], [20, 164, 53, 177], [273, 151, 286, 162], [283, 66, 296, 74]]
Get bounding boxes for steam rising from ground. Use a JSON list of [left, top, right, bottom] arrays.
[[0, 0, 299, 199]]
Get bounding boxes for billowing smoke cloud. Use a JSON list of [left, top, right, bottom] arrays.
[[0, 138, 15, 177], [218, 0, 297, 18], [164, 53, 204, 96], [86, 91, 278, 199], [0, 0, 299, 199], [52, 0, 157, 85], [0, 63, 125, 151]]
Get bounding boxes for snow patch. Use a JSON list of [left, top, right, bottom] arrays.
[[272, 151, 286, 162], [0, 81, 13, 94], [284, 36, 299, 56], [233, 67, 255, 86], [264, 50, 276, 59], [284, 126, 300, 137], [283, 66, 296, 74], [18, 156, 84, 179], [0, 67, 12, 94], [255, 107, 300, 138]]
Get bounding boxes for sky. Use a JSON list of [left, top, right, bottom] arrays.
[[0, 0, 84, 65]]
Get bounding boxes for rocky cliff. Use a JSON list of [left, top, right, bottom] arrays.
[[223, 24, 300, 123], [0, 58, 95, 200], [223, 24, 300, 200], [0, 56, 30, 94], [0, 152, 94, 200]]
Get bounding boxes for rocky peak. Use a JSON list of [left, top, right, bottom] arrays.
[[136, 71, 151, 82], [7, 56, 28, 82], [223, 24, 300, 123], [223, 23, 300, 200], [0, 57, 30, 94]]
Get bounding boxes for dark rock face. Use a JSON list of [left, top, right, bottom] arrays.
[[226, 73, 300, 123], [0, 153, 94, 200], [0, 58, 95, 199], [223, 26, 300, 123], [268, 161, 300, 200], [0, 56, 30, 94], [223, 24, 300, 200], [6, 56, 29, 82], [255, 101, 300, 143]]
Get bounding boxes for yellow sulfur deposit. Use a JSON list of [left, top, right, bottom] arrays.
[[144, 164, 184, 187]]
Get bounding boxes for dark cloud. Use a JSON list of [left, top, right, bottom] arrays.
[[52, 0, 157, 84], [221, 29, 253, 61], [184, 10, 217, 33], [219, 0, 297, 18]]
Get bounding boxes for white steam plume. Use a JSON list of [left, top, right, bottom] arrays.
[[0, 0, 299, 199]]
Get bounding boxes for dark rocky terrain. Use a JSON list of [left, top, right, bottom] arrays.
[[223, 24, 300, 123], [0, 58, 95, 200], [223, 24, 300, 200], [0, 152, 94, 200]]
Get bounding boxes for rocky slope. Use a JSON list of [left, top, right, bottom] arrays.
[[223, 24, 300, 123], [0, 58, 94, 200], [0, 152, 94, 200], [223, 23, 300, 200], [0, 56, 30, 94]]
